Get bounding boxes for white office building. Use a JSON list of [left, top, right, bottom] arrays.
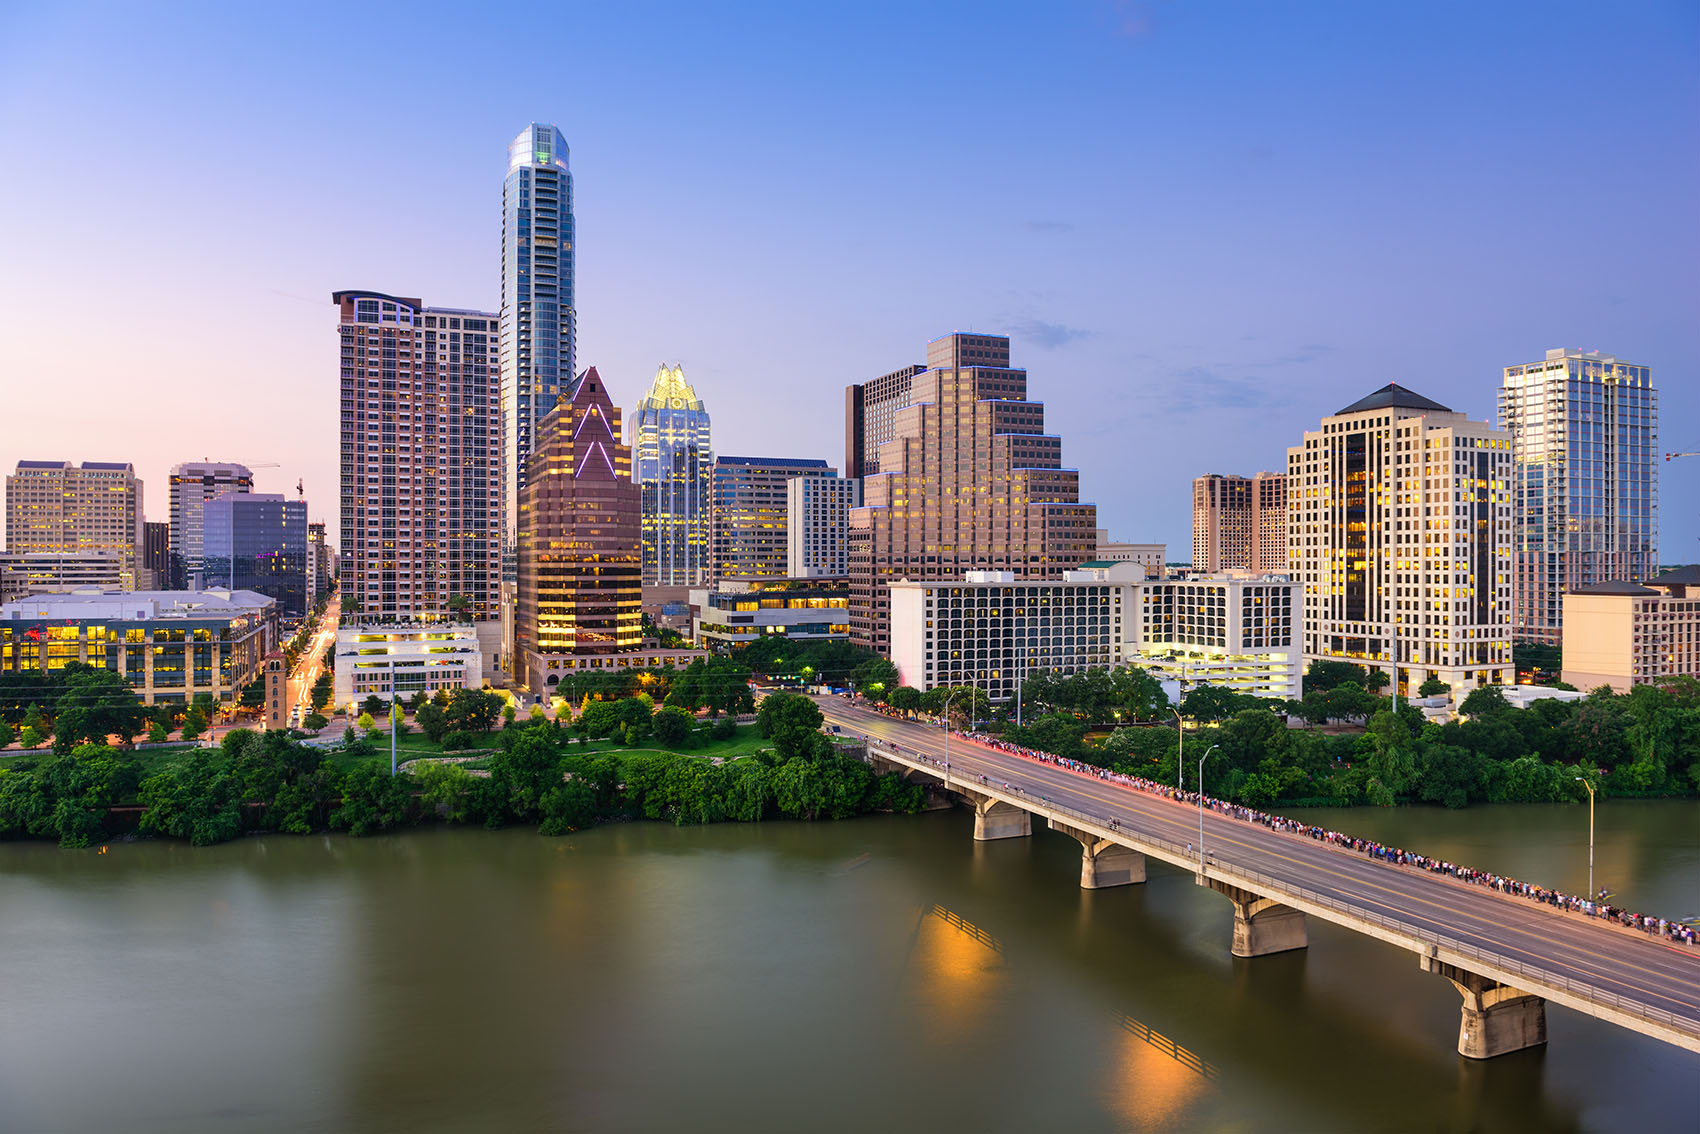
[[332, 622, 485, 709]]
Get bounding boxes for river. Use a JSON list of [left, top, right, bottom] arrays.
[[1, 800, 1695, 1133]]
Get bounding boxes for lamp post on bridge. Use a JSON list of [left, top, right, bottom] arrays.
[[1173, 660, 1188, 793], [941, 687, 963, 791], [1197, 743, 1219, 875], [1575, 775, 1596, 901]]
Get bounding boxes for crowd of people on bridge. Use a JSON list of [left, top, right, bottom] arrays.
[[869, 726, 1698, 950]]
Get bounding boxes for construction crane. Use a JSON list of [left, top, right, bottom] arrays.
[[1668, 452, 1699, 462]]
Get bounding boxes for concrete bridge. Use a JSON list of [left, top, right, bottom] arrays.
[[817, 698, 1700, 1060]]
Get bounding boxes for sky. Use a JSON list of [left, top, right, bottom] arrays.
[[1, 0, 1695, 559]]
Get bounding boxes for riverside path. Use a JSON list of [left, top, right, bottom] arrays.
[[810, 695, 1700, 1061]]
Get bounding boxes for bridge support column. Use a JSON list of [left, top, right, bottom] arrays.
[[1049, 819, 1145, 888], [1206, 879, 1308, 957], [1421, 955, 1547, 1059], [962, 791, 1031, 841]]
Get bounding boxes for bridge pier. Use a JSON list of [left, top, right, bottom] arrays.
[[1049, 819, 1145, 888], [962, 790, 1032, 841], [1206, 879, 1309, 957], [1421, 955, 1547, 1059]]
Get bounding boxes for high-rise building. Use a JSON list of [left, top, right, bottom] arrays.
[[633, 364, 713, 586], [169, 461, 252, 584], [203, 492, 309, 618], [711, 456, 833, 580], [306, 522, 329, 608], [788, 474, 861, 578], [517, 366, 643, 692], [500, 123, 576, 664], [142, 521, 170, 589], [334, 291, 501, 639], [5, 460, 144, 589], [0, 551, 124, 601], [844, 363, 925, 480], [848, 332, 1098, 653], [1287, 383, 1513, 694], [1500, 348, 1657, 646], [1191, 471, 1286, 572]]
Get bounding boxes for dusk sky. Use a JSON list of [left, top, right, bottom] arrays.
[[2, 1, 1695, 557]]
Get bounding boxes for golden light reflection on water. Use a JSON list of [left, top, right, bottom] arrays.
[[906, 905, 1006, 1044], [1102, 1014, 1215, 1131]]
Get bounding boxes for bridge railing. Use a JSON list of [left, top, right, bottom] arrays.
[[862, 738, 1700, 1041]]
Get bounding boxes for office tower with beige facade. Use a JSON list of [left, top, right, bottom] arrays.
[[1561, 566, 1699, 693], [1191, 471, 1286, 572], [848, 332, 1098, 653], [168, 461, 252, 585], [334, 291, 500, 651], [1500, 348, 1657, 646], [5, 460, 144, 589], [844, 363, 925, 480], [1287, 383, 1513, 695], [789, 474, 861, 578], [711, 456, 832, 580], [634, 364, 713, 586], [517, 366, 644, 692]]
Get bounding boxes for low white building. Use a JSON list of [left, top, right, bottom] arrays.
[[888, 564, 1299, 702], [691, 578, 850, 650], [1094, 530, 1166, 576], [333, 622, 484, 709]]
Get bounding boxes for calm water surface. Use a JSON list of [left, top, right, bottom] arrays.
[[1, 800, 1696, 1133]]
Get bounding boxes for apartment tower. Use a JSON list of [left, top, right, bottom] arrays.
[[788, 474, 861, 578], [517, 366, 642, 692], [1287, 383, 1513, 694], [711, 456, 833, 580], [848, 332, 1098, 653], [1500, 348, 1657, 646], [168, 461, 252, 585], [5, 460, 144, 589], [634, 363, 713, 586], [500, 124, 576, 665], [333, 290, 500, 633]]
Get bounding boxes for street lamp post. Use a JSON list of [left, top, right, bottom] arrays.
[[942, 687, 963, 790], [1575, 776, 1596, 901], [1197, 743, 1219, 874]]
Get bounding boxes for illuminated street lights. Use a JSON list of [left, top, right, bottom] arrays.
[[942, 687, 963, 790], [1575, 776, 1596, 901], [1197, 743, 1219, 874]]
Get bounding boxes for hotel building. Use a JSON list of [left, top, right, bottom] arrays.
[[0, 588, 278, 706], [0, 551, 124, 602], [516, 366, 644, 691], [168, 461, 252, 584], [848, 332, 1098, 653], [1287, 383, 1513, 694], [1561, 566, 1699, 694], [887, 563, 1298, 702], [1191, 471, 1286, 573], [5, 460, 144, 590], [789, 474, 861, 578], [334, 290, 501, 658], [1094, 531, 1166, 575], [711, 456, 833, 580], [633, 363, 713, 586], [1500, 348, 1657, 646]]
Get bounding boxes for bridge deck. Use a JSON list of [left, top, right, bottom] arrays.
[[815, 697, 1700, 1054]]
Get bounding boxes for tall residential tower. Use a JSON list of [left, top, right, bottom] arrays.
[[500, 124, 576, 664], [1191, 471, 1287, 573], [1500, 348, 1657, 646]]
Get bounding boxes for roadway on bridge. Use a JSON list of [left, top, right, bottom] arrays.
[[813, 697, 1700, 1038]]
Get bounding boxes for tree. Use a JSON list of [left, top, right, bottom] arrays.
[[53, 665, 147, 751], [19, 724, 47, 749], [0, 721, 20, 749], [417, 761, 474, 822], [539, 779, 598, 835], [887, 685, 921, 717], [1305, 660, 1368, 692], [652, 706, 695, 749], [1181, 684, 1257, 723], [416, 701, 449, 743], [852, 657, 899, 699], [180, 706, 208, 742], [445, 688, 503, 733], [362, 694, 387, 718], [756, 693, 826, 759], [310, 673, 333, 712], [239, 677, 266, 710], [1362, 669, 1390, 692], [332, 762, 415, 836], [356, 711, 376, 734], [1417, 677, 1452, 698], [1459, 685, 1511, 718], [301, 712, 328, 733], [1111, 666, 1171, 722], [488, 730, 564, 822]]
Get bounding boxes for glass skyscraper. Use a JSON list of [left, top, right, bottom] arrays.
[[202, 492, 308, 618], [1500, 348, 1658, 646], [634, 364, 713, 586], [500, 123, 575, 663]]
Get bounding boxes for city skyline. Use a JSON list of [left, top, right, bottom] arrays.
[[0, 3, 1695, 559]]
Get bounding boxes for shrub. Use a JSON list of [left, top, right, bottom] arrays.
[[442, 730, 482, 752]]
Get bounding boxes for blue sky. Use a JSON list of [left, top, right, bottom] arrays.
[[1, 0, 1695, 557]]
